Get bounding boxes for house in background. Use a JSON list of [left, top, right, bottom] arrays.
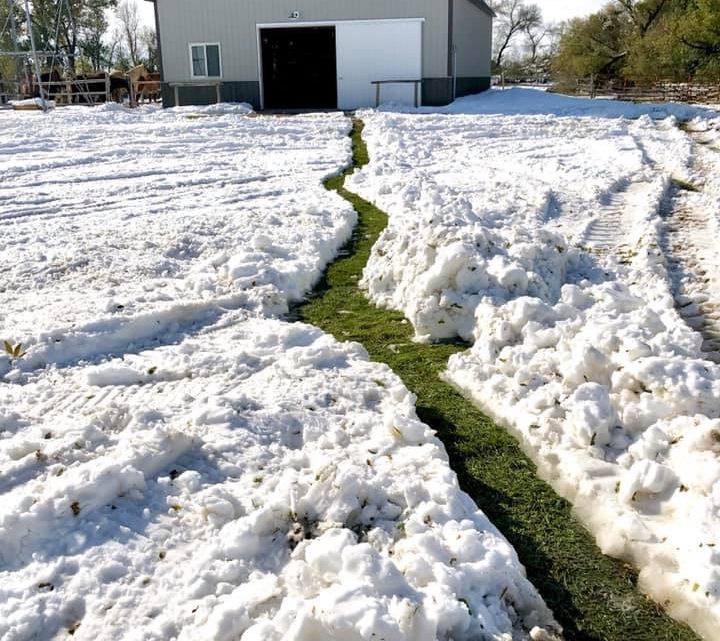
[[148, 0, 494, 110]]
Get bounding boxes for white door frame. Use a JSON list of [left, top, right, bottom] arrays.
[[255, 18, 425, 110]]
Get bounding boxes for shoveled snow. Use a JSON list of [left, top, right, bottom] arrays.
[[349, 90, 720, 639], [0, 105, 559, 640]]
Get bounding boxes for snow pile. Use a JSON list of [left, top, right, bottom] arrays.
[[0, 108, 355, 370], [0, 321, 559, 641], [350, 107, 720, 637]]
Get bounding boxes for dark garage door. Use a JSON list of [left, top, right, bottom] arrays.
[[260, 26, 338, 110]]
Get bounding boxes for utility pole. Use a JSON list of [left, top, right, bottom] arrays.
[[22, 0, 47, 111]]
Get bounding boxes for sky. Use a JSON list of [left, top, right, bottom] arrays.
[[138, 0, 609, 29], [535, 0, 608, 23]]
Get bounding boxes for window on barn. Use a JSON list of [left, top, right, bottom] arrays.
[[189, 43, 222, 78]]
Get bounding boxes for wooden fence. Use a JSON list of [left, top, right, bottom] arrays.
[[565, 77, 720, 104]]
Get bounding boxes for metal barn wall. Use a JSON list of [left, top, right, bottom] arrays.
[[156, 0, 448, 81], [452, 0, 492, 96], [155, 0, 492, 107]]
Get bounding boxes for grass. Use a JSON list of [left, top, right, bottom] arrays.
[[671, 177, 702, 193], [293, 119, 699, 641]]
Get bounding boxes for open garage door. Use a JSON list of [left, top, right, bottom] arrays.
[[260, 26, 337, 110], [336, 20, 423, 110]]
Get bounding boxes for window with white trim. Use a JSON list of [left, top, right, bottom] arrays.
[[190, 43, 222, 78]]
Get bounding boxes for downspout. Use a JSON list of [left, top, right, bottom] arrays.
[[447, 0, 455, 103], [452, 46, 457, 101]]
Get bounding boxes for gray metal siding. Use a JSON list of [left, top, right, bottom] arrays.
[[156, 0, 450, 83], [453, 0, 492, 78]]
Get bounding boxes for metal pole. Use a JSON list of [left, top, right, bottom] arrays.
[[7, 0, 20, 93], [22, 0, 47, 111]]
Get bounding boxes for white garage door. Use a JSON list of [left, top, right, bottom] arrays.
[[335, 19, 423, 110]]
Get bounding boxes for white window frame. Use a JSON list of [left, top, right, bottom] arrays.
[[189, 42, 223, 79]]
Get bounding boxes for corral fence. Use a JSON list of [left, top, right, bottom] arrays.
[[556, 76, 720, 105], [0, 71, 163, 107]]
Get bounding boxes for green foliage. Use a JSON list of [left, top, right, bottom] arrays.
[[553, 7, 631, 80], [553, 0, 720, 85]]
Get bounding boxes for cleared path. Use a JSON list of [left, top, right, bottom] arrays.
[[292, 120, 700, 641]]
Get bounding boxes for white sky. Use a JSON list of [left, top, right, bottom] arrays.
[[137, 0, 609, 29], [535, 0, 608, 24]]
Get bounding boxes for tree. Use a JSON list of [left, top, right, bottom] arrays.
[[491, 0, 542, 70], [139, 25, 158, 72], [616, 0, 672, 36], [116, 0, 141, 67], [525, 21, 548, 65], [80, 1, 111, 71], [552, 7, 631, 81], [29, 0, 117, 74], [552, 0, 720, 85]]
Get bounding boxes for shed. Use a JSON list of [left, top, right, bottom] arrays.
[[148, 0, 494, 109]]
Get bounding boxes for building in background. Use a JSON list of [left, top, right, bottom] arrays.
[[147, 0, 494, 109]]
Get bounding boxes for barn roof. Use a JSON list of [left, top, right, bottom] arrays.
[[466, 0, 496, 18]]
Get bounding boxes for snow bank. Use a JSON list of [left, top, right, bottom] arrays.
[[0, 320, 559, 641], [388, 87, 719, 121], [349, 107, 720, 637], [0, 108, 355, 369]]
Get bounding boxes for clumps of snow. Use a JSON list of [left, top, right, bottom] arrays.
[[0, 108, 560, 640], [0, 108, 355, 369], [350, 106, 720, 637], [354, 174, 569, 342], [0, 320, 560, 641]]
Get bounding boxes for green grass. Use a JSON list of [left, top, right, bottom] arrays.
[[292, 119, 699, 641], [671, 177, 702, 193]]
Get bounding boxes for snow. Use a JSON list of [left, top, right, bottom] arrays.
[[0, 106, 559, 641], [349, 92, 720, 638], [9, 98, 56, 110], [390, 87, 719, 121], [0, 106, 355, 371]]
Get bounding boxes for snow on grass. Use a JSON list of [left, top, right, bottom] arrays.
[[0, 106, 354, 372], [348, 93, 720, 638], [0, 107, 560, 640]]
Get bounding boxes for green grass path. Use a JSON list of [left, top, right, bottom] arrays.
[[293, 120, 699, 641]]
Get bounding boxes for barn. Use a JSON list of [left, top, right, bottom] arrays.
[[148, 0, 494, 110]]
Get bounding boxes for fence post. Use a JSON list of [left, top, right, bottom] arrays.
[[129, 74, 136, 108], [105, 73, 111, 103], [590, 74, 596, 99]]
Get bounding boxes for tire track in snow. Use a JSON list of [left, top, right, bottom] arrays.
[[661, 132, 720, 363], [577, 179, 659, 253]]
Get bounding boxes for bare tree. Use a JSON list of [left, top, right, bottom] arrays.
[[525, 22, 548, 64], [491, 0, 542, 69], [116, 0, 141, 66]]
